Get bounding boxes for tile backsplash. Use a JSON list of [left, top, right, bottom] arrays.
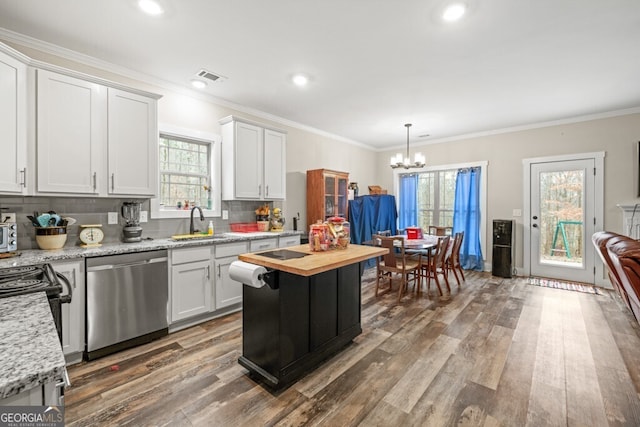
[[0, 196, 282, 250]]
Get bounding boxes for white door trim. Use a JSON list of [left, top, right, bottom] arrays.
[[522, 151, 607, 286]]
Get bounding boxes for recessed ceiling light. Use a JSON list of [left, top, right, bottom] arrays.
[[292, 74, 309, 87], [138, 0, 164, 16], [442, 3, 466, 22], [190, 79, 207, 89]]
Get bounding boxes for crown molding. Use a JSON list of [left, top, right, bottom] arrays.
[[384, 106, 640, 152]]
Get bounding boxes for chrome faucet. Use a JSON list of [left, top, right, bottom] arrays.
[[190, 206, 205, 234]]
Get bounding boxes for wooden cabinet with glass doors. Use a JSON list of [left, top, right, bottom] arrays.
[[306, 169, 349, 229]]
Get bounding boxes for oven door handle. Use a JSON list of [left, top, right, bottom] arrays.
[[55, 271, 73, 304]]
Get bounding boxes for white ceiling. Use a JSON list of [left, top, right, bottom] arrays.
[[1, 0, 639, 150]]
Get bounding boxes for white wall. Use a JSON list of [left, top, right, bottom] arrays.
[[376, 113, 640, 269]]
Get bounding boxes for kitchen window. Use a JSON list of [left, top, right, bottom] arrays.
[[150, 125, 221, 219], [160, 136, 210, 208]]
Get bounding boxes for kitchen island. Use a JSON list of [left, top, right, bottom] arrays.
[[237, 244, 386, 388]]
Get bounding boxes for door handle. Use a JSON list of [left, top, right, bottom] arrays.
[[532, 224, 538, 228], [532, 215, 538, 220]]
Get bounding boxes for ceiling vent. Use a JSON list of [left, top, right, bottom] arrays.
[[196, 69, 226, 83]]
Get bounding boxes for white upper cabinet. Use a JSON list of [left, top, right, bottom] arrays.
[[264, 129, 286, 199], [220, 116, 286, 201], [36, 69, 106, 194], [0, 47, 28, 194], [35, 68, 159, 197], [233, 121, 263, 199], [108, 88, 158, 196]]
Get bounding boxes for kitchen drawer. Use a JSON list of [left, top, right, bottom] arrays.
[[250, 238, 278, 252], [279, 235, 301, 248], [172, 247, 212, 265], [215, 241, 248, 258]]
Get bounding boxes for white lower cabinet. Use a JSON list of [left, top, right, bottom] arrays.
[[0, 380, 63, 406], [279, 235, 301, 248], [52, 259, 84, 360], [169, 236, 301, 324], [214, 241, 248, 309], [170, 247, 213, 322], [250, 238, 277, 252]]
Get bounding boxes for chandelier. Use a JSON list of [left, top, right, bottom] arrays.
[[390, 123, 425, 169]]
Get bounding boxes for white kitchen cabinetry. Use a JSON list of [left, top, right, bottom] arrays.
[[0, 46, 28, 194], [53, 259, 85, 363], [37, 69, 105, 194], [107, 88, 158, 195], [0, 379, 63, 407], [170, 247, 213, 322], [220, 116, 286, 201], [36, 68, 159, 197], [251, 238, 278, 252], [214, 241, 248, 309], [263, 129, 286, 199], [278, 235, 301, 248]]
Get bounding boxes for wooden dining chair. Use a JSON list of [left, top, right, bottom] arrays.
[[446, 232, 465, 286], [420, 235, 451, 296], [373, 234, 422, 303]]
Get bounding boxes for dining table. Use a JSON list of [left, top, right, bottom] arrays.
[[364, 234, 441, 251]]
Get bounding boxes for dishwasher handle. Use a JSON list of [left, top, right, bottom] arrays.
[[87, 256, 168, 272]]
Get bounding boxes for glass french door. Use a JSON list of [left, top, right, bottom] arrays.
[[530, 159, 595, 283]]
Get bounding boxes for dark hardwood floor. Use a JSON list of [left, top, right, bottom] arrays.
[[65, 269, 640, 426]]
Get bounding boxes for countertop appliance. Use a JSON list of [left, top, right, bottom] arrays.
[[86, 250, 168, 360], [0, 263, 72, 405], [121, 201, 143, 243], [0, 221, 17, 253]]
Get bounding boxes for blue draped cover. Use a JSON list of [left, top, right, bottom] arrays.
[[349, 195, 398, 267]]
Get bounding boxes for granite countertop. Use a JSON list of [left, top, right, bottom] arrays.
[[0, 293, 67, 399], [0, 230, 304, 268]]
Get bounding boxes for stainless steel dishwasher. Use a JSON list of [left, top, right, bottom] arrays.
[[86, 250, 168, 360]]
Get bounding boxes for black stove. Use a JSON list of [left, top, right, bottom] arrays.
[[0, 263, 72, 342]]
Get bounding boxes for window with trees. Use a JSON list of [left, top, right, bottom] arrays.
[[151, 125, 221, 219], [159, 134, 211, 209]]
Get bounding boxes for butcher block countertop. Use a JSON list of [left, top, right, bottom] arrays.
[[238, 244, 387, 277]]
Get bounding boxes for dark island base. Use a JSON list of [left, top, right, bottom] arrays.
[[239, 262, 363, 389]]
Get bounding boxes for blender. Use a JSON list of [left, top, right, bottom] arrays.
[[121, 201, 142, 243]]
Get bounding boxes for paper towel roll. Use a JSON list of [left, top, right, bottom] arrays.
[[229, 260, 268, 288]]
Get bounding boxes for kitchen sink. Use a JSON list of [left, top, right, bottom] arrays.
[[170, 233, 228, 241]]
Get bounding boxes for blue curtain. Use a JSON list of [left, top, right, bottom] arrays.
[[453, 167, 484, 270], [349, 195, 398, 267], [399, 174, 417, 230]]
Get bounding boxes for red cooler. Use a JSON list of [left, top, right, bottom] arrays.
[[406, 227, 422, 239]]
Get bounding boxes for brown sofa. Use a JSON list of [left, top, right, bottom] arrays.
[[594, 231, 640, 321]]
